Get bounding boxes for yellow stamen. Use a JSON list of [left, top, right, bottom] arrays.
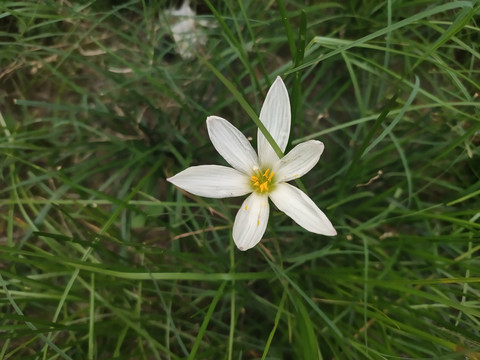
[[260, 182, 268, 192], [250, 168, 275, 193]]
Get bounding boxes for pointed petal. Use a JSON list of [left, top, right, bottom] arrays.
[[274, 140, 324, 182], [167, 165, 251, 198], [207, 116, 259, 175], [269, 183, 336, 236], [233, 192, 270, 251], [258, 76, 291, 166]]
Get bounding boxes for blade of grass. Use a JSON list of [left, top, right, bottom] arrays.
[[187, 281, 227, 360], [0, 273, 73, 360], [292, 10, 306, 128], [295, 1, 474, 74], [197, 55, 284, 158], [276, 0, 296, 59], [261, 289, 288, 360], [363, 75, 420, 156]]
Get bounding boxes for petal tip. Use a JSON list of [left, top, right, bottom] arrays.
[[272, 76, 286, 92], [166, 172, 181, 185], [206, 115, 224, 126], [233, 231, 256, 251], [318, 223, 337, 236]]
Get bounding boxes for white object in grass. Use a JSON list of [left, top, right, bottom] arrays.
[[167, 76, 336, 251], [166, 0, 210, 60]]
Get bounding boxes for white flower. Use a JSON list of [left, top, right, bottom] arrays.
[[167, 76, 336, 251], [165, 0, 211, 60]]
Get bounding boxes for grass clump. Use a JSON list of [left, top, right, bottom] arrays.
[[1, 0, 479, 359]]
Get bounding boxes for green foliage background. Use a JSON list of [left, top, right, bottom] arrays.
[[1, 0, 479, 359]]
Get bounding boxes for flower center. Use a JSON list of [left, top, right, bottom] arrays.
[[250, 168, 275, 194]]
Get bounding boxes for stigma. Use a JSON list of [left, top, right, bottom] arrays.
[[251, 168, 275, 193]]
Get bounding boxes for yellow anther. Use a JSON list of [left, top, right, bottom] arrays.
[[260, 182, 269, 192], [250, 168, 275, 193]]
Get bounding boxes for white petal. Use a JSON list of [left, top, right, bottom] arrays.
[[258, 76, 291, 166], [274, 140, 324, 182], [167, 165, 251, 198], [269, 183, 336, 236], [207, 116, 259, 174], [233, 192, 270, 251]]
